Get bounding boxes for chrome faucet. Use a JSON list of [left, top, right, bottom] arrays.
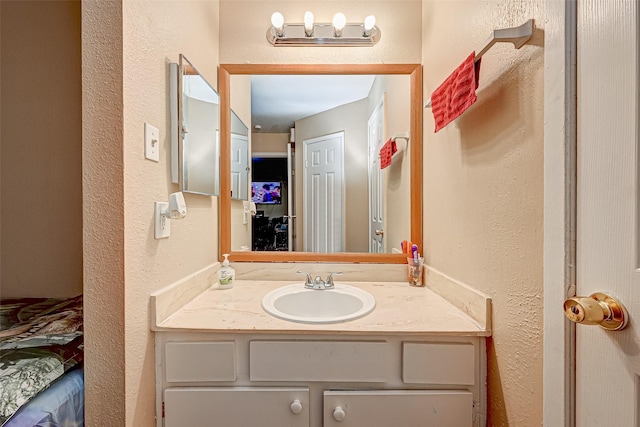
[[297, 271, 343, 290]]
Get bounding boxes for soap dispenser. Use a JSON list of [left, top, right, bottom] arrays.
[[218, 254, 235, 290]]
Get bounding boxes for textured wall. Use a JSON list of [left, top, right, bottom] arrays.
[[121, 2, 220, 425], [422, 1, 544, 424], [83, 1, 220, 425], [82, 1, 126, 425], [1, 1, 82, 298]]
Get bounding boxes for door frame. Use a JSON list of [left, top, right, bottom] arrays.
[[543, 0, 577, 426]]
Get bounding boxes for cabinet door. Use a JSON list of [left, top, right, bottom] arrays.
[[164, 387, 309, 427], [323, 390, 473, 427]]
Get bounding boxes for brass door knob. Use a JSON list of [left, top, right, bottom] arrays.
[[375, 229, 384, 236], [563, 292, 628, 331]]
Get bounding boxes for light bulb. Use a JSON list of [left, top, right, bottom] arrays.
[[363, 15, 376, 37], [271, 11, 284, 36], [304, 11, 314, 37], [364, 15, 376, 31], [333, 12, 346, 37]]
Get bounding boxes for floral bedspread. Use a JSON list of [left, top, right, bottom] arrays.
[[0, 296, 83, 424]]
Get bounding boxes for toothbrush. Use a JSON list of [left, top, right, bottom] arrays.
[[411, 244, 419, 262]]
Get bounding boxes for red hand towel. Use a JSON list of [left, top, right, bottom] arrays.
[[431, 52, 482, 132], [379, 138, 397, 169]]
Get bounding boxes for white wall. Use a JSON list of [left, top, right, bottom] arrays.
[[1, 1, 82, 298], [83, 1, 220, 425], [422, 1, 544, 424]]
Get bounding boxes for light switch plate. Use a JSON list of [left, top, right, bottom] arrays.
[[154, 202, 170, 239], [145, 123, 160, 162]]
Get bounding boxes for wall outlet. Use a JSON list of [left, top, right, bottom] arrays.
[[154, 202, 170, 239], [145, 123, 160, 162]]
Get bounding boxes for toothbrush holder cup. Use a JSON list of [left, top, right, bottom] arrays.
[[407, 257, 425, 287]]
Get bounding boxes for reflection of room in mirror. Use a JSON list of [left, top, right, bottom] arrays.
[[230, 73, 412, 254]]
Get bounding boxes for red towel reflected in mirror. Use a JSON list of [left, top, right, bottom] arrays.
[[379, 138, 397, 169]]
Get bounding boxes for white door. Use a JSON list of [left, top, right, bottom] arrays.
[[368, 98, 385, 253], [574, 0, 639, 424], [303, 132, 344, 252], [230, 133, 249, 199]]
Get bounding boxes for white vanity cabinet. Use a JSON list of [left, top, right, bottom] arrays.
[[155, 333, 485, 427]]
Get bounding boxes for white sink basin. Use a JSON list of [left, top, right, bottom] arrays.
[[261, 283, 376, 324]]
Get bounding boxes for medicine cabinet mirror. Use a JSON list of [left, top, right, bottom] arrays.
[[171, 54, 220, 196], [219, 64, 422, 263]]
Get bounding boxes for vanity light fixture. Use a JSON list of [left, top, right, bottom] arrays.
[[266, 11, 381, 47]]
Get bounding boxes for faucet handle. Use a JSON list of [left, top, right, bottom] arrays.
[[326, 272, 343, 287], [296, 271, 314, 287]]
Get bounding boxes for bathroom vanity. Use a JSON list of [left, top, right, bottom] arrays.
[[152, 273, 491, 427]]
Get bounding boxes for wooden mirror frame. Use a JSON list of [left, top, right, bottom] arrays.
[[219, 64, 422, 263]]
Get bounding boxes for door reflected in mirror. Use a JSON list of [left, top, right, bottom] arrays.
[[230, 110, 249, 200], [220, 64, 422, 263], [175, 54, 220, 196]]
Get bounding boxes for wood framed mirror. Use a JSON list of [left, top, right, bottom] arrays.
[[219, 64, 422, 263]]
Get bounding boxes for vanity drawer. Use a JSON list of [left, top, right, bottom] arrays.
[[250, 340, 390, 382], [402, 342, 475, 385], [323, 390, 473, 427], [165, 341, 236, 382], [164, 387, 309, 427]]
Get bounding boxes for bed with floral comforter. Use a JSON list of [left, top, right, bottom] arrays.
[[0, 296, 84, 426]]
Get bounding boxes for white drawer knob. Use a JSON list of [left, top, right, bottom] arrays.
[[333, 406, 346, 422], [290, 399, 303, 415]]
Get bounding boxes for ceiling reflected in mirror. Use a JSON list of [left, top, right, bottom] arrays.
[[251, 75, 376, 133]]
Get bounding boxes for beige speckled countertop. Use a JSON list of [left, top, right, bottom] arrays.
[[152, 280, 490, 336]]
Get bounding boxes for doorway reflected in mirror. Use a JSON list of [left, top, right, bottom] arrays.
[[251, 157, 289, 251]]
